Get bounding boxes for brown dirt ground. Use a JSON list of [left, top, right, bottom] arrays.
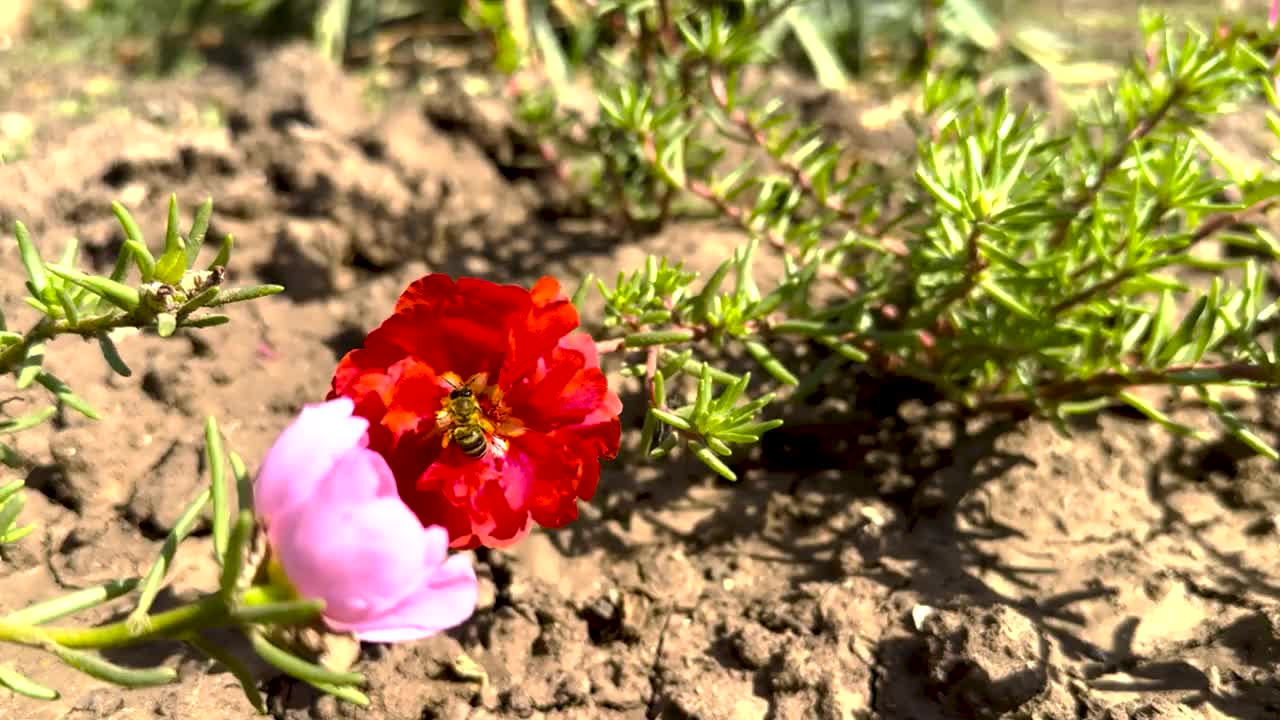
[[1, 39, 1280, 720]]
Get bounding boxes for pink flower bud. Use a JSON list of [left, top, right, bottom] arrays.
[[254, 398, 478, 642]]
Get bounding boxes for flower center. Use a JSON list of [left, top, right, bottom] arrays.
[[435, 372, 524, 459]]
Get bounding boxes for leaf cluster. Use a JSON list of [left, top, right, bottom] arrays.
[[0, 196, 280, 462], [0, 418, 368, 711], [0, 195, 358, 712], [0, 197, 278, 577], [520, 4, 1280, 477]]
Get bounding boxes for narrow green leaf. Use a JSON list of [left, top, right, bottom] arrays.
[[690, 261, 732, 320], [0, 443, 22, 468], [815, 337, 869, 362], [976, 237, 1029, 273], [128, 488, 211, 634], [153, 252, 187, 286], [184, 634, 266, 714], [108, 248, 131, 283], [0, 479, 22, 502], [0, 492, 26, 538], [691, 441, 737, 481], [1198, 387, 1280, 461], [979, 277, 1038, 320], [638, 409, 659, 456], [660, 350, 742, 384], [155, 313, 177, 338], [570, 273, 595, 312], [1221, 420, 1280, 461], [726, 393, 778, 425], [636, 309, 672, 325], [915, 166, 965, 215], [45, 265, 140, 312], [728, 418, 785, 437], [1144, 290, 1176, 366], [183, 314, 231, 328], [771, 319, 829, 336], [734, 236, 761, 302], [652, 369, 667, 407], [651, 408, 694, 432], [54, 287, 79, 325], [247, 629, 366, 687], [124, 241, 155, 282], [3, 579, 139, 625], [35, 372, 98, 420], [692, 364, 713, 424], [50, 644, 177, 688], [177, 286, 221, 317], [23, 296, 50, 315], [1156, 295, 1208, 366], [306, 679, 371, 706], [624, 329, 695, 347], [111, 202, 146, 250], [163, 195, 182, 258], [784, 8, 848, 87], [744, 340, 799, 385], [0, 406, 57, 435], [1190, 127, 1251, 186], [658, 348, 693, 378], [1117, 390, 1207, 440], [208, 234, 233, 270], [205, 417, 230, 561], [705, 436, 733, 456], [1119, 314, 1152, 354], [14, 222, 48, 300], [96, 334, 132, 377], [657, 131, 688, 187], [206, 285, 283, 307], [229, 451, 252, 513], [1, 524, 34, 543], [713, 372, 751, 414], [185, 198, 213, 267], [714, 431, 761, 444], [16, 342, 44, 389], [0, 664, 59, 700], [218, 511, 254, 601], [746, 290, 785, 319], [595, 277, 613, 302]]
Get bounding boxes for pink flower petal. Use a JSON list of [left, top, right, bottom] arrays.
[[331, 552, 478, 643], [271, 450, 440, 622], [254, 398, 369, 521]]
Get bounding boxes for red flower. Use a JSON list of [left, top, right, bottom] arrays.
[[328, 274, 622, 549]]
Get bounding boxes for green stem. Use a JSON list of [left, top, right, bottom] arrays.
[[0, 320, 51, 377], [0, 314, 137, 377], [0, 586, 284, 650]]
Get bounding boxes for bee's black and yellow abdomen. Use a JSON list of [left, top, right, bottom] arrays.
[[452, 426, 488, 458]]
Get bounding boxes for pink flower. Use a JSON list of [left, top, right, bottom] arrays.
[[253, 397, 478, 643]]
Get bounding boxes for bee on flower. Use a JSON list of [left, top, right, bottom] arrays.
[[329, 274, 622, 550]]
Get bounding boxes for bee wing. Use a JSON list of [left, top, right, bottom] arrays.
[[465, 372, 490, 392]]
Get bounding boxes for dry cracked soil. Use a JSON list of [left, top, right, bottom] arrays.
[[1, 39, 1280, 720]]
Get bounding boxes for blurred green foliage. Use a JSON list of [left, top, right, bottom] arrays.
[[26, 0, 1101, 82]]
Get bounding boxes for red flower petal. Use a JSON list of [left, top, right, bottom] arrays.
[[505, 347, 610, 431], [416, 448, 533, 549], [500, 276, 581, 387], [514, 430, 589, 529], [330, 273, 623, 550], [330, 350, 442, 441], [395, 274, 531, 318]]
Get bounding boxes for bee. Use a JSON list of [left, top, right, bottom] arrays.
[[438, 375, 492, 458]]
